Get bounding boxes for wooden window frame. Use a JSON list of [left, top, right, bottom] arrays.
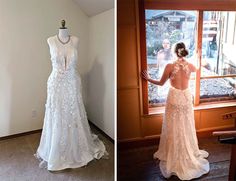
[[139, 0, 236, 114], [233, 13, 236, 45]]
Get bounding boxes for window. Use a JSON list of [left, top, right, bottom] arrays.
[[146, 10, 197, 106], [200, 11, 236, 102], [140, 1, 236, 114]]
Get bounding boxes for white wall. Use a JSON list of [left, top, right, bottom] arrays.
[[0, 0, 89, 137], [87, 9, 114, 139]]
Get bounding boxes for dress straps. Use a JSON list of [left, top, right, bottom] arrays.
[[170, 59, 190, 80]]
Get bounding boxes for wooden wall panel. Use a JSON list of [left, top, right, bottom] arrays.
[[117, 0, 141, 141], [118, 89, 141, 140], [194, 111, 201, 130], [117, 0, 136, 26], [142, 115, 162, 137], [117, 27, 139, 88], [142, 111, 202, 137], [199, 107, 235, 130]]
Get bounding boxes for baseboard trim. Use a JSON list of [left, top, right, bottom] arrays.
[[0, 129, 42, 141], [0, 121, 114, 144], [89, 121, 114, 144], [118, 126, 235, 150], [118, 136, 160, 150]]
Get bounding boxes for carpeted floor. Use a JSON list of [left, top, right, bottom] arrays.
[[118, 137, 231, 181], [0, 126, 114, 181]]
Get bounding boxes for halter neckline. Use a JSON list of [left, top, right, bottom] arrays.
[[176, 58, 186, 63], [170, 59, 190, 80], [56, 35, 71, 45]]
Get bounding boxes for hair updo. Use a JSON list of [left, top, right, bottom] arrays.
[[175, 42, 189, 57]]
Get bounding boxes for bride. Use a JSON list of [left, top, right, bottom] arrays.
[[142, 42, 209, 180]]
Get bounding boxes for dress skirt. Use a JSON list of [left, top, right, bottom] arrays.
[[154, 86, 209, 180], [35, 69, 108, 171]]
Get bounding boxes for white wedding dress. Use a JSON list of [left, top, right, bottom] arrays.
[[35, 35, 108, 171], [153, 60, 209, 180]]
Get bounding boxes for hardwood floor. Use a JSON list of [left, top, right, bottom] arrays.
[[118, 137, 231, 181]]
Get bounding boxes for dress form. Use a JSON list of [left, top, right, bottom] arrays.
[[58, 29, 69, 42], [35, 19, 108, 171], [58, 20, 70, 43], [54, 20, 79, 48]]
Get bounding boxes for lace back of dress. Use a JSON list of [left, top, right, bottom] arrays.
[[170, 60, 190, 80]]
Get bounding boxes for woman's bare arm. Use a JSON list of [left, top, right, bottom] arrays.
[[141, 64, 172, 86]]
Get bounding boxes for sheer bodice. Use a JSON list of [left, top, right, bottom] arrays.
[[49, 35, 78, 73]]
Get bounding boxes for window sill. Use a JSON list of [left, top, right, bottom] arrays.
[[194, 100, 236, 110], [146, 100, 236, 117]]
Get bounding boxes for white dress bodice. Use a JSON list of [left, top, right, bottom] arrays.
[[48, 35, 78, 74]]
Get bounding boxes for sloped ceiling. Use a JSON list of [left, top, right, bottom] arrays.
[[74, 0, 114, 17]]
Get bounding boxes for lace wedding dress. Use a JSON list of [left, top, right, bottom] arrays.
[[35, 35, 108, 171], [153, 60, 209, 180]]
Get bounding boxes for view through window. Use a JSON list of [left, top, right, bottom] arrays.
[[146, 10, 197, 106], [200, 11, 236, 101], [145, 10, 236, 106]]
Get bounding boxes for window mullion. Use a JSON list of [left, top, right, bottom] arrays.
[[194, 10, 203, 106]]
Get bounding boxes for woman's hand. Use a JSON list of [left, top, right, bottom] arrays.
[[141, 70, 150, 81], [141, 70, 161, 85]]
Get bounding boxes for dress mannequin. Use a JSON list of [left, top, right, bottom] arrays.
[[48, 20, 79, 48], [35, 19, 108, 171], [58, 28, 70, 43], [58, 20, 70, 43]]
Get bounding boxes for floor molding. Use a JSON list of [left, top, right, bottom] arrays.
[[118, 126, 235, 150], [0, 129, 42, 141], [89, 121, 114, 144], [0, 121, 114, 144]]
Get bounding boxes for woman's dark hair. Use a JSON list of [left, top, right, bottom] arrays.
[[174, 42, 189, 57]]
